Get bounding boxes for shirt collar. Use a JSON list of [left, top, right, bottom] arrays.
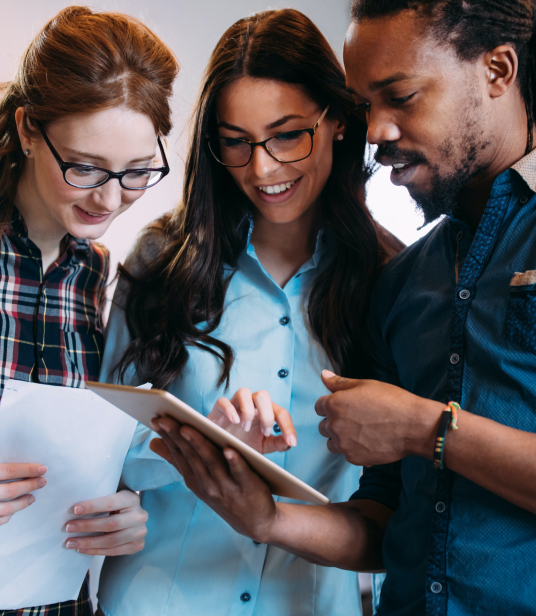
[[9, 206, 91, 258], [511, 148, 536, 193]]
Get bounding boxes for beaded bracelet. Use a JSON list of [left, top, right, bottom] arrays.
[[433, 401, 461, 470]]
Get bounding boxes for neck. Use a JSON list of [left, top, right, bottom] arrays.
[[15, 170, 67, 273], [250, 202, 321, 288], [458, 105, 531, 233]]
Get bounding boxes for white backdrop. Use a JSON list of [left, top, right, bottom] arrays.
[[0, 0, 429, 303]]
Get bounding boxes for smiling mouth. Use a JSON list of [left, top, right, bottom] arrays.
[[257, 179, 298, 195], [84, 210, 108, 217], [392, 163, 413, 172]]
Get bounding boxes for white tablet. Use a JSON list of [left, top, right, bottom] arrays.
[[86, 382, 330, 505]]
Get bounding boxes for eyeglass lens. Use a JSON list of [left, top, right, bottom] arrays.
[[210, 130, 313, 167], [65, 167, 164, 189]]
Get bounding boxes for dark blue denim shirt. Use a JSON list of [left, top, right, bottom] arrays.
[[353, 164, 536, 616]]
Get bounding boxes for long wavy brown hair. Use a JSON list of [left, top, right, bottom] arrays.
[[116, 8, 402, 389]]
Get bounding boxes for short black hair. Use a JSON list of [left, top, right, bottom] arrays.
[[350, 0, 536, 150]]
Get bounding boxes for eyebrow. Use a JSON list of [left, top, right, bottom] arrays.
[[217, 114, 307, 133], [64, 149, 156, 165], [369, 72, 419, 92]]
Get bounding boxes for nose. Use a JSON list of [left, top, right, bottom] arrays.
[[91, 178, 124, 212], [250, 144, 282, 178], [366, 107, 401, 146]]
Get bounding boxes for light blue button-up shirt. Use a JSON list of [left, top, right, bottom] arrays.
[[97, 223, 363, 616]]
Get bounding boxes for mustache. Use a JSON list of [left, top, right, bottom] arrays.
[[374, 143, 428, 166]]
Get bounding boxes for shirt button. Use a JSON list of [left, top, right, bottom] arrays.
[[278, 369, 289, 378], [450, 353, 460, 365], [431, 582, 443, 594], [520, 195, 529, 205], [38, 351, 44, 358], [459, 289, 471, 300], [252, 540, 261, 546], [456, 231, 464, 241], [273, 423, 281, 434], [435, 502, 446, 513], [279, 316, 290, 326], [240, 593, 251, 603]]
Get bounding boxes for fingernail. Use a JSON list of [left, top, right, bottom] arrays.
[[181, 429, 192, 442], [150, 419, 159, 431], [38, 477, 47, 488], [74, 506, 85, 515], [28, 495, 35, 504], [243, 421, 252, 433], [66, 540, 78, 549], [288, 434, 298, 447], [232, 414, 241, 424], [159, 420, 171, 432], [322, 369, 336, 378], [264, 427, 272, 437], [224, 450, 233, 460], [66, 523, 77, 532], [38, 465, 48, 474]]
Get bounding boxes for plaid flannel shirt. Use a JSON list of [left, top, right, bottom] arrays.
[[0, 211, 109, 616]]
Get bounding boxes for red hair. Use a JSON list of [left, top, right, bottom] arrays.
[[0, 5, 179, 221]]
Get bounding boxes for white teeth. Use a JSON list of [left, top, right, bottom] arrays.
[[392, 163, 407, 170], [258, 179, 297, 194]]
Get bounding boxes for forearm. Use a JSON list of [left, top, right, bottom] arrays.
[[414, 400, 536, 514], [263, 500, 388, 572]]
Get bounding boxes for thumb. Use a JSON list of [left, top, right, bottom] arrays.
[[321, 369, 361, 393]]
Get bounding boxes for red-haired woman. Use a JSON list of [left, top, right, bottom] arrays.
[[0, 6, 178, 615]]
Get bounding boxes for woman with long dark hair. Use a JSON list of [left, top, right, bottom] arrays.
[[98, 8, 401, 616], [0, 6, 178, 615]]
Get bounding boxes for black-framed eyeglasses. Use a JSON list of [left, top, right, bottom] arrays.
[[206, 105, 330, 168], [36, 121, 170, 190]]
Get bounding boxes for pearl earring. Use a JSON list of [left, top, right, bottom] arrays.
[[336, 134, 344, 141], [24, 150, 30, 156]]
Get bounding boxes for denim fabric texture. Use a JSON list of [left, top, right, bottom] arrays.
[[352, 167, 536, 616]]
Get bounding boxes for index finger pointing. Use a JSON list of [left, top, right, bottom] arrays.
[[272, 404, 297, 448]]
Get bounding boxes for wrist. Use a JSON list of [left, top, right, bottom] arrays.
[[406, 396, 445, 459], [253, 502, 283, 545]]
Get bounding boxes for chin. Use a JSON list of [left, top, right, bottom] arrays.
[[67, 221, 112, 241]]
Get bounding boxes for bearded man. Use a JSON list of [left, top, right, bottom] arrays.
[[152, 2, 536, 615]]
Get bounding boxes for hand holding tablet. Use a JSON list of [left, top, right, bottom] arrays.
[[87, 383, 329, 505]]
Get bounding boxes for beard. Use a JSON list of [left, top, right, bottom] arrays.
[[375, 102, 490, 225]]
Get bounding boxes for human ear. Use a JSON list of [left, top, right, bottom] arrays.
[[14, 107, 37, 156], [333, 117, 347, 142], [484, 45, 518, 99]]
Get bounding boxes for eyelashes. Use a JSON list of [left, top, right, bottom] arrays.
[[391, 92, 417, 105]]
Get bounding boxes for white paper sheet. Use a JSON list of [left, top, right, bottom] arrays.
[[0, 380, 137, 609]]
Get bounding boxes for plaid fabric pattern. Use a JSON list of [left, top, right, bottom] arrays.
[[0, 574, 92, 616], [0, 213, 109, 397], [0, 213, 109, 615]]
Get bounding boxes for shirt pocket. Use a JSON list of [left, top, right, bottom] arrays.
[[505, 282, 536, 354]]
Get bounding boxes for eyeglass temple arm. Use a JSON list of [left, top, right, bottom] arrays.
[[313, 105, 331, 131], [157, 136, 169, 169]]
